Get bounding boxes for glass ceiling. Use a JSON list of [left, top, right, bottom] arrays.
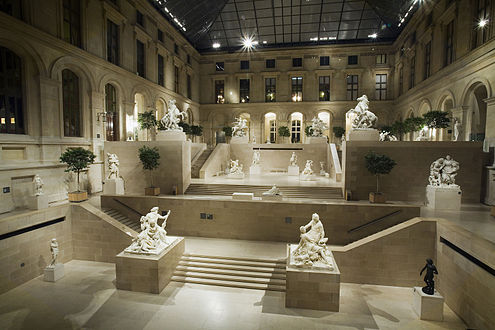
[[149, 0, 420, 52]]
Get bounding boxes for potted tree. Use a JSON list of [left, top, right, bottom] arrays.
[[222, 126, 233, 143], [304, 125, 314, 137], [365, 151, 397, 203], [391, 121, 407, 141], [333, 126, 345, 140], [190, 125, 203, 143], [423, 111, 450, 140], [278, 126, 290, 143], [60, 147, 96, 202], [138, 145, 161, 196], [137, 111, 157, 141]]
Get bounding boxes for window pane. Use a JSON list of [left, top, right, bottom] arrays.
[[62, 69, 80, 137], [0, 46, 24, 134]]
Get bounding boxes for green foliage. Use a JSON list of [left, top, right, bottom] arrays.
[[304, 125, 314, 136], [379, 125, 393, 133], [190, 125, 203, 136], [390, 121, 407, 137], [59, 147, 96, 192], [156, 120, 165, 131], [179, 122, 191, 135], [222, 126, 233, 137], [365, 151, 397, 193], [278, 126, 290, 137], [137, 111, 157, 130], [332, 126, 345, 138], [422, 111, 450, 129], [138, 146, 160, 187], [404, 116, 425, 133]]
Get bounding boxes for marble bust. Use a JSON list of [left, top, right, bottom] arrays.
[[428, 155, 460, 187], [49, 238, 59, 267], [346, 95, 377, 129], [107, 153, 120, 179], [125, 207, 173, 255], [301, 160, 314, 176], [289, 152, 298, 166], [232, 117, 248, 137], [291, 213, 334, 270], [252, 150, 260, 166], [160, 99, 187, 131], [33, 174, 44, 196], [229, 159, 244, 174]]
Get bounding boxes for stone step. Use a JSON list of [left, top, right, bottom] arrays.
[[178, 260, 286, 274], [171, 276, 286, 292], [183, 253, 285, 264], [102, 208, 140, 231], [180, 256, 286, 269], [173, 270, 286, 285], [175, 265, 286, 279]]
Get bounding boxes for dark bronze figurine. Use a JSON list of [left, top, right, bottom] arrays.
[[420, 258, 438, 295]]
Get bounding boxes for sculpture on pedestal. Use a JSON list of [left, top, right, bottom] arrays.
[[107, 153, 120, 179], [232, 117, 248, 137], [125, 207, 172, 255], [453, 118, 461, 141], [291, 213, 334, 269], [416, 127, 429, 141], [310, 117, 328, 137], [229, 159, 244, 174], [346, 95, 377, 129], [160, 99, 187, 131], [263, 184, 281, 196], [33, 174, 44, 196], [420, 258, 438, 295], [302, 160, 314, 176], [252, 150, 260, 166], [49, 238, 59, 267], [320, 162, 326, 176], [289, 152, 298, 166], [428, 155, 460, 187]]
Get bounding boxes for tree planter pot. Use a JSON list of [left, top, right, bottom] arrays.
[[145, 187, 160, 196], [369, 192, 386, 203], [68, 191, 88, 202]]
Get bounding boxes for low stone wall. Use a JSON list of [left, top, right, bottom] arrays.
[[199, 143, 230, 179]]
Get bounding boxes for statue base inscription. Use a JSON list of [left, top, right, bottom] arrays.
[[103, 178, 124, 195], [413, 287, 444, 321], [249, 165, 261, 175], [44, 263, 64, 282], [426, 185, 461, 210], [28, 195, 49, 210], [347, 128, 379, 141], [156, 130, 186, 141], [288, 166, 299, 176]]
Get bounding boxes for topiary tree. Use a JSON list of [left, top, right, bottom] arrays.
[[137, 111, 157, 141], [138, 146, 160, 188], [365, 151, 397, 193], [304, 125, 314, 136], [278, 126, 290, 143], [60, 147, 96, 192], [390, 121, 407, 140], [178, 121, 191, 135], [333, 126, 345, 139], [404, 116, 425, 133], [222, 126, 233, 137], [190, 125, 203, 142], [422, 110, 450, 129]]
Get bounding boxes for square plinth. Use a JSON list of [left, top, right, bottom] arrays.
[[288, 166, 299, 176], [249, 165, 261, 175], [44, 263, 64, 282], [285, 245, 340, 312], [347, 129, 379, 141], [28, 195, 49, 210], [413, 287, 444, 321], [116, 236, 185, 294], [156, 130, 186, 141], [227, 173, 245, 179], [426, 185, 462, 210], [103, 178, 124, 195], [232, 192, 253, 200]]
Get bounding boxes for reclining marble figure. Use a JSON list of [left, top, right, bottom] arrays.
[[291, 213, 334, 270], [428, 155, 460, 187], [125, 207, 172, 255], [263, 184, 281, 196]]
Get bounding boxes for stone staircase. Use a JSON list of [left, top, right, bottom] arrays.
[[185, 184, 343, 200], [102, 208, 140, 232], [191, 147, 214, 178], [171, 253, 286, 291]]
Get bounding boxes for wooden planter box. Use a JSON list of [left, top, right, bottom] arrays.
[[145, 187, 160, 196], [369, 192, 386, 203], [68, 191, 88, 202]]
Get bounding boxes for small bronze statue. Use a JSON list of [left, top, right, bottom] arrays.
[[420, 258, 438, 295]]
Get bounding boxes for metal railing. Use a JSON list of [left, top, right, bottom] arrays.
[[112, 198, 144, 217], [347, 210, 402, 233]]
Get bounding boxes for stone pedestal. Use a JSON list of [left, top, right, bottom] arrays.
[[307, 136, 327, 144], [103, 178, 124, 195], [262, 194, 283, 201], [426, 185, 462, 210], [28, 195, 49, 210], [156, 130, 186, 141], [286, 245, 340, 311], [227, 172, 245, 179], [249, 165, 261, 175], [288, 165, 299, 176], [44, 264, 64, 282], [347, 128, 379, 141], [116, 236, 185, 294], [231, 136, 249, 144], [484, 167, 495, 205], [232, 192, 254, 200], [413, 287, 444, 321], [300, 174, 315, 181]]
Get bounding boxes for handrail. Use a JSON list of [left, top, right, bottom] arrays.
[[347, 210, 402, 233], [112, 198, 144, 217]]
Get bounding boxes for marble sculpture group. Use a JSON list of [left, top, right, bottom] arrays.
[[428, 155, 460, 187], [346, 95, 377, 129]]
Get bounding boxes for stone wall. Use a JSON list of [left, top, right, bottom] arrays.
[[200, 143, 230, 179], [343, 141, 486, 203]]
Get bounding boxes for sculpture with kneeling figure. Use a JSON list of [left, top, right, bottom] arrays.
[[125, 207, 175, 255], [300, 160, 315, 181], [290, 213, 334, 270], [426, 155, 461, 210]]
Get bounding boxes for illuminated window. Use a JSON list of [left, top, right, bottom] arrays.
[[265, 78, 276, 102], [319, 76, 330, 101], [0, 46, 24, 134], [215, 80, 224, 104], [346, 75, 358, 100], [375, 74, 387, 100], [291, 77, 303, 102], [239, 79, 250, 103]]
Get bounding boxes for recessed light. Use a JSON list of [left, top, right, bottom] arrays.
[[242, 36, 256, 49], [368, 33, 378, 39], [478, 18, 489, 28], [263, 41, 267, 44], [212, 42, 220, 49]]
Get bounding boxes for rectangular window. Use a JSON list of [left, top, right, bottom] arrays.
[[106, 19, 119, 65], [62, 70, 81, 137], [444, 20, 454, 66], [399, 67, 404, 96], [215, 62, 224, 71], [376, 54, 387, 64], [348, 55, 358, 65], [174, 66, 179, 93], [239, 79, 250, 103], [157, 29, 163, 42], [319, 76, 330, 101], [291, 76, 303, 102], [320, 56, 330, 66], [424, 41, 431, 79], [291, 120, 301, 143], [240, 60, 249, 70], [0, 0, 22, 19], [136, 40, 145, 78], [157, 54, 164, 87], [215, 80, 224, 104], [292, 58, 302, 67], [375, 74, 387, 100], [0, 46, 24, 134], [265, 78, 276, 102], [187, 74, 191, 99], [136, 10, 144, 26], [270, 120, 276, 143], [410, 56, 415, 89], [63, 0, 81, 47], [174, 43, 179, 54], [473, 0, 491, 48], [346, 75, 358, 100], [266, 59, 275, 68]]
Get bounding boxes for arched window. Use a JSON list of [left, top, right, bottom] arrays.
[[105, 83, 118, 141], [0, 46, 24, 134], [290, 112, 303, 143], [62, 69, 81, 137]]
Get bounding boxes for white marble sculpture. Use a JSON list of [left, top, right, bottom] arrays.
[[33, 174, 44, 196], [252, 150, 261, 166], [125, 207, 173, 255], [428, 155, 460, 187], [263, 184, 282, 196], [346, 95, 377, 129], [289, 152, 298, 166], [49, 238, 59, 267], [302, 160, 314, 176], [160, 99, 187, 131], [107, 153, 120, 179], [252, 136, 256, 144], [379, 131, 398, 141], [320, 162, 326, 176], [453, 118, 461, 141], [310, 117, 328, 137], [416, 127, 429, 141], [232, 117, 248, 137], [291, 213, 334, 270], [229, 159, 244, 174]]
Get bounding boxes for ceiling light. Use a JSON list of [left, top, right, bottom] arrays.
[[310, 37, 318, 41], [212, 42, 220, 49], [263, 41, 267, 44], [328, 37, 337, 40], [368, 33, 378, 38], [478, 18, 489, 28], [241, 36, 257, 49]]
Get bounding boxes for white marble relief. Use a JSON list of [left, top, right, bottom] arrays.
[[232, 117, 248, 137], [107, 153, 120, 179], [346, 95, 377, 129], [49, 238, 59, 267], [33, 174, 44, 196], [160, 99, 187, 131], [428, 155, 460, 187]]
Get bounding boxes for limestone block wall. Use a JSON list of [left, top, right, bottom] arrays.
[[104, 141, 191, 195], [200, 143, 230, 179], [0, 205, 72, 294], [101, 196, 420, 245], [343, 141, 486, 203]]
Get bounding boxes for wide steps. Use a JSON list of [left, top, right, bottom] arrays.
[[178, 260, 286, 274], [173, 271, 286, 285], [175, 265, 286, 279], [102, 208, 140, 232]]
